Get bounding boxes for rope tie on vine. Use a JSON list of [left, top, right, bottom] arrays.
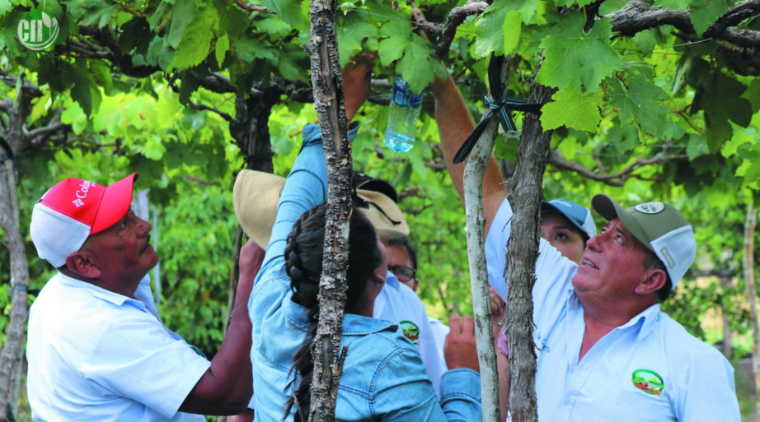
[[453, 54, 544, 164]]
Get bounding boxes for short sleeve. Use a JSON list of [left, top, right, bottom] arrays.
[[81, 313, 211, 419]]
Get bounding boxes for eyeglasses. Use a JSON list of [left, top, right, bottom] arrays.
[[388, 265, 416, 283]]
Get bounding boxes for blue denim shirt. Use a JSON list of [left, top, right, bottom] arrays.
[[248, 123, 482, 421]]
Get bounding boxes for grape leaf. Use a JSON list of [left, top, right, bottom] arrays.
[[503, 11, 521, 55], [0, 0, 12, 18], [169, 11, 217, 70], [688, 60, 752, 153], [215, 34, 229, 68], [338, 16, 376, 67], [61, 61, 95, 116], [632, 29, 657, 56], [474, 0, 538, 58], [233, 33, 276, 63], [606, 74, 669, 137], [744, 78, 760, 113], [396, 36, 446, 94], [654, 0, 690, 8], [263, 0, 304, 28], [541, 87, 602, 132], [78, 2, 117, 29], [257, 16, 292, 37], [537, 16, 621, 92], [168, 0, 199, 49], [378, 22, 444, 93], [690, 0, 735, 36]]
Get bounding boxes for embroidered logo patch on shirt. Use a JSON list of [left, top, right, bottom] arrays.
[[399, 320, 420, 343], [632, 369, 664, 396]]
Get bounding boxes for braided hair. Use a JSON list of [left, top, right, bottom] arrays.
[[283, 203, 384, 421]]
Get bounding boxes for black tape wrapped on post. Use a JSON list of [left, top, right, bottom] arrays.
[[452, 54, 544, 164]]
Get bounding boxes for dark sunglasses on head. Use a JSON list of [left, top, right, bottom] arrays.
[[388, 265, 416, 283]]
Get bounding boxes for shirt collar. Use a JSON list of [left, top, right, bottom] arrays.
[[55, 272, 149, 311], [385, 270, 400, 290], [569, 292, 662, 341]]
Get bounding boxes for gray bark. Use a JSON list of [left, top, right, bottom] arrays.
[[0, 162, 29, 422], [504, 74, 556, 422], [305, 0, 354, 420]]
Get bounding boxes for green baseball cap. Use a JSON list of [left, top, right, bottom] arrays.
[[591, 194, 696, 288]]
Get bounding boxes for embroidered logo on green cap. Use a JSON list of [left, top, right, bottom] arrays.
[[634, 202, 665, 214], [632, 369, 664, 396], [399, 320, 420, 343]]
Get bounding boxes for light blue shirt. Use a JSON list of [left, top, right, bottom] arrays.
[[26, 273, 210, 422], [486, 198, 740, 422], [248, 125, 482, 421]]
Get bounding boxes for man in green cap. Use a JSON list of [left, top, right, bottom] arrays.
[[431, 71, 740, 420]]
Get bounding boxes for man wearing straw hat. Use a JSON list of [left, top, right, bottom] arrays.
[[430, 72, 740, 421]]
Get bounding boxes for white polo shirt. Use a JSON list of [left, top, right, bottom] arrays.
[[27, 273, 210, 422], [374, 271, 448, 397], [486, 198, 740, 422]]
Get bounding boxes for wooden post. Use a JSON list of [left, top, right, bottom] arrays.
[[306, 0, 354, 420], [462, 58, 511, 422]]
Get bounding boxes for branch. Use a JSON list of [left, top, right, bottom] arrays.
[[188, 101, 233, 122], [408, 1, 443, 36], [25, 108, 69, 147], [234, 0, 271, 13], [548, 149, 685, 186], [607, 0, 760, 48], [436, 1, 488, 58]]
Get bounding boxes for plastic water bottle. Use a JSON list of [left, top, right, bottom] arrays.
[[384, 77, 423, 153]]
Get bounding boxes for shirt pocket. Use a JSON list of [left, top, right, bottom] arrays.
[[604, 383, 676, 422]]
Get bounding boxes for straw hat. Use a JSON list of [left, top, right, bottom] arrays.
[[233, 170, 409, 247]]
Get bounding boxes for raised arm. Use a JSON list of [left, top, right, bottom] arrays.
[[431, 73, 506, 235]]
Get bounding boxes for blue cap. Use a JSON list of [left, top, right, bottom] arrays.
[[541, 198, 597, 240]]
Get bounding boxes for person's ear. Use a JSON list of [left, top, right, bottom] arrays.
[[371, 266, 386, 285], [65, 252, 102, 279], [634, 269, 667, 296]]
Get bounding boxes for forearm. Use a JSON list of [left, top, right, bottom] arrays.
[[180, 280, 253, 415], [431, 74, 505, 231]]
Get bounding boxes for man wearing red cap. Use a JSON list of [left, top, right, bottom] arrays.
[[27, 173, 257, 421]]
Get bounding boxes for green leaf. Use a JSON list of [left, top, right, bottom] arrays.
[[654, 0, 690, 8], [606, 74, 669, 137], [257, 16, 291, 37], [168, 0, 199, 49], [169, 11, 216, 70], [690, 0, 734, 36], [632, 29, 657, 56], [0, 0, 12, 18], [689, 60, 752, 152], [502, 11, 521, 55], [215, 34, 229, 68], [541, 87, 603, 132], [233, 33, 276, 63], [148, 1, 169, 31], [474, 0, 538, 58], [744, 78, 760, 113], [262, 0, 303, 28], [276, 44, 307, 82], [378, 30, 410, 66], [61, 62, 94, 115], [338, 15, 377, 67], [537, 16, 621, 92], [79, 2, 117, 29], [395, 36, 446, 94], [686, 135, 709, 160]]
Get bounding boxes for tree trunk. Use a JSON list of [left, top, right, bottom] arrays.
[[504, 75, 555, 422], [463, 58, 511, 422], [306, 0, 353, 420], [743, 204, 760, 422], [0, 161, 30, 422], [223, 91, 278, 336]]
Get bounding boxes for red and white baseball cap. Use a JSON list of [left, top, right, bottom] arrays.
[[30, 173, 138, 268]]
